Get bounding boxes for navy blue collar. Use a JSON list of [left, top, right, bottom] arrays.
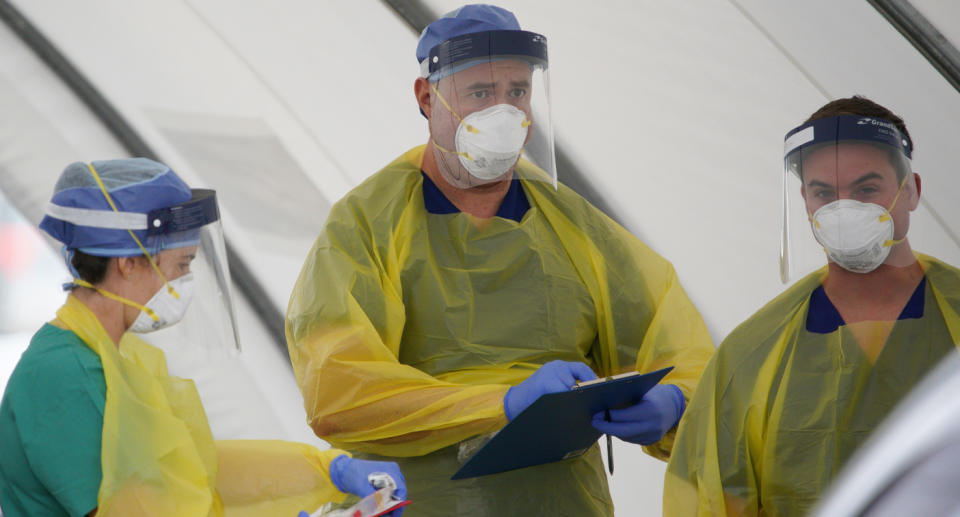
[[806, 277, 927, 334], [421, 172, 530, 222]]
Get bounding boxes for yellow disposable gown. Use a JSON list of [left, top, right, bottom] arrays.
[[286, 146, 715, 515], [664, 254, 960, 516], [55, 294, 348, 516]]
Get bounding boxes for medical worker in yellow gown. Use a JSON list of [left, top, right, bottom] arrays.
[[664, 96, 960, 516], [0, 158, 405, 517], [285, 4, 715, 516]]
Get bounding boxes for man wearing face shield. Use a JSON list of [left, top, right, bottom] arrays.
[[285, 4, 714, 515], [663, 96, 960, 516], [0, 158, 406, 517]]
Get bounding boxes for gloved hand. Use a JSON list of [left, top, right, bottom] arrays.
[[504, 360, 597, 420], [591, 384, 686, 445], [329, 454, 407, 504]]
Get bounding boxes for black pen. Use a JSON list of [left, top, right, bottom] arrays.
[[605, 408, 614, 475], [605, 373, 614, 475]]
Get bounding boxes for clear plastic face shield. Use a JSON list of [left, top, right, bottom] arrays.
[[49, 176, 242, 358], [781, 115, 917, 283], [140, 189, 242, 360], [422, 30, 556, 189]]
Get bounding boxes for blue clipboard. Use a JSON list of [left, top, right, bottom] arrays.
[[451, 366, 674, 480]]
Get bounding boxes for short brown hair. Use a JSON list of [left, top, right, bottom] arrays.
[[805, 95, 913, 153]]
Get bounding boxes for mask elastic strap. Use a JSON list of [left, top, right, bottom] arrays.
[[72, 277, 160, 322], [883, 236, 906, 247], [431, 137, 474, 162], [880, 174, 910, 247], [878, 173, 910, 222], [86, 163, 180, 300], [430, 83, 478, 134], [428, 84, 477, 163]]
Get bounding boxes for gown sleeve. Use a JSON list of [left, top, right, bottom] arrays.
[[285, 198, 510, 457]]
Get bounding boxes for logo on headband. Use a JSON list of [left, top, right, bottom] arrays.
[[856, 117, 898, 132]]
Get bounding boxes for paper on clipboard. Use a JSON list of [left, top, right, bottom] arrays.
[[451, 366, 674, 480]]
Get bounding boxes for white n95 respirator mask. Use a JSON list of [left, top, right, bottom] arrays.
[[129, 273, 195, 333], [455, 104, 529, 180], [810, 200, 899, 274]]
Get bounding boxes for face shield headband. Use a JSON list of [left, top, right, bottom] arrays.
[[419, 29, 548, 81], [784, 115, 913, 171]]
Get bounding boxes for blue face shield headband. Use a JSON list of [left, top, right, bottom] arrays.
[[145, 188, 220, 249], [420, 30, 548, 80], [784, 114, 913, 175]]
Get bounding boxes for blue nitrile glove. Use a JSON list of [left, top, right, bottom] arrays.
[[504, 360, 598, 421], [329, 454, 407, 502], [591, 384, 686, 445]]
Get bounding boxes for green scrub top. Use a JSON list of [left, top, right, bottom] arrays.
[[0, 323, 105, 517]]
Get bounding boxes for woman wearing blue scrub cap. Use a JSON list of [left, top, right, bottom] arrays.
[[0, 158, 406, 517]]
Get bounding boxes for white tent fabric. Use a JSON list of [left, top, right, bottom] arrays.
[[1, 1, 958, 514]]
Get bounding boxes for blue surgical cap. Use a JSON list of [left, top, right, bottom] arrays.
[[40, 158, 194, 257], [416, 4, 521, 64]]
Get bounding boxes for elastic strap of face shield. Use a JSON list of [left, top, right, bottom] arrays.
[[86, 163, 180, 300]]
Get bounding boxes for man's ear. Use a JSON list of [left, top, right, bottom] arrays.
[[908, 172, 922, 210], [414, 77, 432, 119]]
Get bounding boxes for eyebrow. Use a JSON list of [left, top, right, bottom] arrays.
[[465, 82, 495, 91], [805, 179, 835, 189], [464, 79, 531, 90], [806, 171, 885, 189], [851, 172, 884, 185]]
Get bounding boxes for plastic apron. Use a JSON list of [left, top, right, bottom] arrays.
[[286, 146, 715, 516], [664, 254, 960, 516], [56, 294, 346, 516]]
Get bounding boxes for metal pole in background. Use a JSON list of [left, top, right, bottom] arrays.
[[869, 0, 960, 96]]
